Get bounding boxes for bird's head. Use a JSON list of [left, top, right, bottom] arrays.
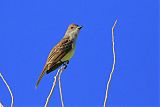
[[65, 24, 83, 38], [68, 24, 83, 31]]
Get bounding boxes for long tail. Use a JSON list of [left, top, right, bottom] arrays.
[[36, 65, 48, 88]]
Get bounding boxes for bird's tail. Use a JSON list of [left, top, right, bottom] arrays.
[[36, 65, 47, 88]]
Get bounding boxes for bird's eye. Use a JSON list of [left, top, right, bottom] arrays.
[[70, 27, 74, 29]]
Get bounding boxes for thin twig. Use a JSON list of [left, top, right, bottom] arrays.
[[58, 66, 65, 107], [103, 19, 117, 107], [0, 72, 14, 107]]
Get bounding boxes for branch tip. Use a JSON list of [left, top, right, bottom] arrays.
[[103, 19, 118, 107]]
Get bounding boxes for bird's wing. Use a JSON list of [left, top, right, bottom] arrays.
[[36, 37, 73, 87], [47, 37, 72, 64]]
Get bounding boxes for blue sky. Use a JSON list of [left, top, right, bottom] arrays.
[[0, 0, 159, 107]]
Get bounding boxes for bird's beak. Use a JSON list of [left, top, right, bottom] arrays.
[[78, 26, 83, 30]]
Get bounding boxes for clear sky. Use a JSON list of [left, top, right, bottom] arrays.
[[0, 0, 159, 107]]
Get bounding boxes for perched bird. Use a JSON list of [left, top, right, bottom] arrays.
[[36, 24, 82, 88]]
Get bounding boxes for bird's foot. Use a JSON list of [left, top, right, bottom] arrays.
[[63, 60, 69, 69]]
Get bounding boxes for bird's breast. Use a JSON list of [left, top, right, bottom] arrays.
[[61, 44, 76, 62]]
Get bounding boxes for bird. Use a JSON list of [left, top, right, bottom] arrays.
[[36, 24, 83, 88]]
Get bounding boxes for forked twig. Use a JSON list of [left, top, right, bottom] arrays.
[[44, 69, 60, 107], [44, 65, 66, 107], [0, 73, 14, 107], [103, 19, 117, 107]]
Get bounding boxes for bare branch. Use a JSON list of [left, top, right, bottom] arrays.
[[0, 72, 14, 107], [44, 66, 66, 107], [103, 19, 118, 107]]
